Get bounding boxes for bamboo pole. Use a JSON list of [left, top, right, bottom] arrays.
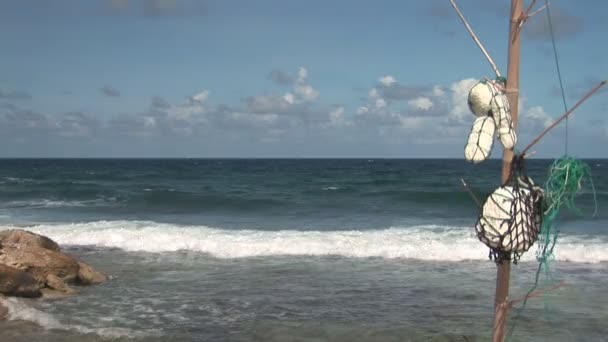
[[493, 0, 523, 341]]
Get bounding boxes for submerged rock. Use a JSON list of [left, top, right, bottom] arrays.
[[77, 261, 108, 285], [0, 229, 107, 298]]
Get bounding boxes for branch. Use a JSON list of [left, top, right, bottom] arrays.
[[461, 178, 482, 208], [509, 281, 567, 306], [449, 0, 501, 78], [521, 80, 607, 156]]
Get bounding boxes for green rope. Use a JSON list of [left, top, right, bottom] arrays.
[[508, 157, 597, 339]]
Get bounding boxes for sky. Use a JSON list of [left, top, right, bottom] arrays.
[[0, 0, 606, 158]]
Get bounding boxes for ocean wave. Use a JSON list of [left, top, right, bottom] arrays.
[[2, 220, 606, 263], [3, 199, 110, 209], [0, 297, 159, 339], [0, 177, 35, 184]]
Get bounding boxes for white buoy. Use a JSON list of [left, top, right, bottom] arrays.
[[465, 116, 495, 163], [467, 81, 494, 117]]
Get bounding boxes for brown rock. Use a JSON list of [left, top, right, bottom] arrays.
[[0, 229, 107, 298], [77, 261, 108, 285], [45, 274, 77, 295], [0, 229, 60, 252], [0, 245, 79, 283], [0, 264, 42, 298]]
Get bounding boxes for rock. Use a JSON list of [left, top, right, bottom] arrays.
[[0, 245, 80, 283], [0, 229, 60, 252], [0, 229, 107, 300], [45, 274, 77, 295], [0, 264, 42, 298], [77, 261, 108, 285]]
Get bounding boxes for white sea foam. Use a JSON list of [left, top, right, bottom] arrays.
[[1, 220, 606, 263], [5, 199, 107, 209], [0, 297, 158, 339], [1, 177, 34, 184]]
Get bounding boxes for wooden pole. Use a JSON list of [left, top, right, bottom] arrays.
[[493, 0, 523, 341]]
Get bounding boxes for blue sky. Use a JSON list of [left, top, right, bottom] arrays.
[[0, 0, 606, 157]]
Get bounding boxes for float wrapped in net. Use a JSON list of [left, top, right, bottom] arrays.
[[475, 155, 544, 263], [467, 78, 517, 150], [464, 116, 496, 163]]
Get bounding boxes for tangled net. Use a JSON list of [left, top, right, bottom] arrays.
[[537, 156, 598, 267]]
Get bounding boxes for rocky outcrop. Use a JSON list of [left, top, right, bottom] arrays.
[[0, 229, 107, 298], [0, 264, 42, 297]]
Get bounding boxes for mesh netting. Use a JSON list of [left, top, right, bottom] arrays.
[[475, 155, 544, 263]]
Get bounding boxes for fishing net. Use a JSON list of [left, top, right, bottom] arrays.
[[535, 157, 597, 276], [475, 155, 544, 263]]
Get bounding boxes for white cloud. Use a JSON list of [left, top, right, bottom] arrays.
[[368, 88, 380, 99], [449, 78, 478, 122], [283, 93, 295, 105], [245, 94, 291, 114], [143, 116, 156, 128], [294, 84, 319, 102], [432, 85, 445, 97], [297, 67, 308, 82], [399, 116, 425, 129], [166, 90, 209, 121], [324, 106, 351, 128], [379, 75, 397, 87], [408, 96, 434, 111], [375, 98, 387, 110], [357, 106, 369, 114], [523, 105, 553, 128], [189, 90, 209, 104]]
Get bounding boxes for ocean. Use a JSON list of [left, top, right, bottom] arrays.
[[0, 158, 606, 341]]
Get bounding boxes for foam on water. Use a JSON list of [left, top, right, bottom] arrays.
[[4, 199, 106, 209], [2, 220, 606, 263], [0, 297, 158, 339]]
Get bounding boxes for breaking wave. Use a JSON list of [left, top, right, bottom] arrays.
[[1, 220, 606, 263]]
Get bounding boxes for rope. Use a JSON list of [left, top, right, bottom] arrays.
[[544, 0, 569, 155]]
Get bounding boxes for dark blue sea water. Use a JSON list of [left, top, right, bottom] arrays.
[[1, 159, 607, 341]]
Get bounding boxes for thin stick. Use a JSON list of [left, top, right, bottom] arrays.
[[526, 3, 549, 19], [521, 80, 607, 155], [461, 178, 482, 207], [519, 2, 550, 29], [523, 0, 537, 18], [449, 0, 502, 78], [509, 281, 566, 306]]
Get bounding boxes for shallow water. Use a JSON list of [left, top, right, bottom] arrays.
[[2, 247, 608, 341]]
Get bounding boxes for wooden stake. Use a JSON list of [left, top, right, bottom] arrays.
[[493, 1, 523, 341]]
